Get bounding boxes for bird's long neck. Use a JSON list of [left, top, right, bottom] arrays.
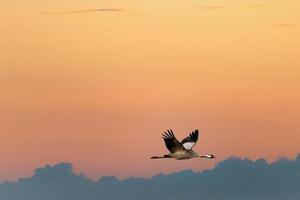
[[151, 155, 171, 159]]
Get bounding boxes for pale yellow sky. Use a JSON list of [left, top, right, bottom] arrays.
[[0, 0, 300, 181]]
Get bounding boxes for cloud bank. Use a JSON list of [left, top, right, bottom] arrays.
[[1, 155, 300, 200]]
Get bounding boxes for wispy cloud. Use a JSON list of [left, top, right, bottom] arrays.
[[198, 6, 226, 10], [249, 4, 269, 8], [40, 8, 124, 15], [194, 6, 226, 10], [272, 23, 295, 28], [127, 12, 144, 16]]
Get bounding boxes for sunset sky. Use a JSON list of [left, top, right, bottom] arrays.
[[1, 0, 300, 181]]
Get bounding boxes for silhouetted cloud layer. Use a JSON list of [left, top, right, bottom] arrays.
[[1, 155, 300, 200]]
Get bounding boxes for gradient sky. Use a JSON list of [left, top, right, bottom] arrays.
[[1, 0, 300, 181]]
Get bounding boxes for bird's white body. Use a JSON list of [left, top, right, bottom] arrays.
[[170, 150, 195, 160]]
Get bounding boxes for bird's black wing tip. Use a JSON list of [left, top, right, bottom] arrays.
[[162, 129, 175, 138]]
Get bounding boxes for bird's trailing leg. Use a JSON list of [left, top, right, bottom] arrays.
[[151, 155, 171, 159]]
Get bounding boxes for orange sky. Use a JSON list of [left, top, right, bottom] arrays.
[[1, 0, 300, 181]]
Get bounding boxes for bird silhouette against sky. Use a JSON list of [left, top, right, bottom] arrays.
[[151, 129, 215, 160]]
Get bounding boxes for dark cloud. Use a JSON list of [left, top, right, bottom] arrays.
[[1, 155, 300, 200], [40, 8, 124, 15]]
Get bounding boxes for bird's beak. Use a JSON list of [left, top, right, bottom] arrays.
[[210, 154, 216, 159]]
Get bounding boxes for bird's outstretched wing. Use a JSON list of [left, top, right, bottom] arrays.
[[181, 129, 199, 150], [162, 129, 184, 153]]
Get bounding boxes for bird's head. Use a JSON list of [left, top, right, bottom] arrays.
[[200, 154, 216, 159], [207, 154, 216, 159]]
